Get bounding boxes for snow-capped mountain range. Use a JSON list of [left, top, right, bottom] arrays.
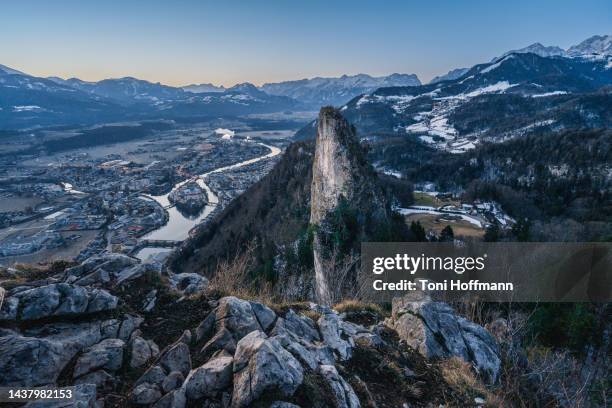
[[183, 73, 423, 108], [1, 34, 610, 130], [496, 35, 612, 62], [431, 35, 612, 84], [567, 34, 612, 57], [295, 38, 612, 154], [259, 73, 421, 108], [0, 68, 302, 129]]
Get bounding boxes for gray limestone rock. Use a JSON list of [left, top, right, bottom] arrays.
[[73, 338, 125, 378], [184, 356, 233, 400], [231, 331, 303, 407]]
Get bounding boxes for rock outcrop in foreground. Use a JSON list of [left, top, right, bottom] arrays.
[[0, 253, 501, 407], [387, 293, 501, 384]]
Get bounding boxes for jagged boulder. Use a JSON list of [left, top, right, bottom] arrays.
[[184, 355, 233, 399], [65, 253, 139, 285], [1, 283, 117, 321], [200, 327, 237, 357], [86, 288, 119, 313], [216, 296, 267, 339], [129, 335, 160, 368], [232, 331, 304, 407], [115, 262, 160, 286], [118, 314, 144, 340], [249, 300, 277, 331], [0, 328, 76, 387], [272, 309, 320, 342], [318, 365, 361, 408], [135, 365, 167, 388], [318, 311, 353, 360], [388, 294, 501, 383], [275, 333, 335, 370], [196, 296, 278, 351], [160, 342, 192, 377], [162, 371, 185, 393], [0, 315, 138, 387], [73, 338, 126, 378], [152, 388, 186, 408], [131, 382, 163, 405], [169, 273, 209, 295]]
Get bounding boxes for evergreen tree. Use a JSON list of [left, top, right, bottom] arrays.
[[512, 218, 531, 242], [440, 225, 454, 242], [410, 221, 427, 242], [484, 224, 500, 242]]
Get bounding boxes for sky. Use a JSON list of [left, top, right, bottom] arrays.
[[1, 0, 610, 87]]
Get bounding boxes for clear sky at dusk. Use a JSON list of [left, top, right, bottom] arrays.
[[1, 0, 610, 86]]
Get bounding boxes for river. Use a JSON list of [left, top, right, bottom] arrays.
[[135, 142, 281, 259]]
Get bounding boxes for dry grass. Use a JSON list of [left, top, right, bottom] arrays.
[[269, 301, 311, 313], [439, 357, 505, 407], [318, 249, 362, 304], [302, 309, 322, 322], [333, 299, 387, 317], [207, 243, 273, 304]]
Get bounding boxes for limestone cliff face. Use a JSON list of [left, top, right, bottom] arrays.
[[310, 107, 389, 304], [310, 107, 365, 225]]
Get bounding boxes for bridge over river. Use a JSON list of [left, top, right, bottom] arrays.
[[129, 239, 179, 256]]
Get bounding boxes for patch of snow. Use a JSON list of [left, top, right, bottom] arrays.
[[464, 81, 517, 98], [386, 95, 417, 113], [44, 211, 65, 220], [394, 206, 484, 228], [419, 135, 435, 144], [13, 105, 42, 112], [531, 91, 568, 98], [481, 55, 514, 74], [214, 128, 235, 139], [356, 94, 371, 107], [381, 169, 402, 178]]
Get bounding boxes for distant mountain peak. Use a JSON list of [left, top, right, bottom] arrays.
[[227, 82, 259, 92], [429, 67, 470, 84], [496, 42, 567, 61], [567, 34, 612, 56], [0, 64, 26, 76], [182, 83, 225, 93], [226, 82, 266, 98]]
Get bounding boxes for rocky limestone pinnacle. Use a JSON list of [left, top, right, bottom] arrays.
[[310, 107, 387, 305], [310, 107, 362, 225]]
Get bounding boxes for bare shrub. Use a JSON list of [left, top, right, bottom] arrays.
[[208, 243, 273, 304], [318, 249, 361, 304]]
